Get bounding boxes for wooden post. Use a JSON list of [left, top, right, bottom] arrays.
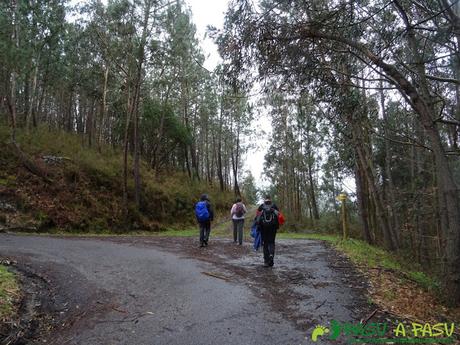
[[337, 193, 348, 240]]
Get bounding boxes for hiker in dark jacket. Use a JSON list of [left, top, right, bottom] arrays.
[[230, 197, 248, 245], [195, 194, 214, 247], [257, 195, 279, 267]]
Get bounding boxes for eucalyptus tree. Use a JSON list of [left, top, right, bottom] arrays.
[[218, 0, 460, 305], [241, 171, 258, 205], [261, 89, 324, 223], [222, 87, 253, 196], [86, 0, 173, 212], [1, 0, 67, 140], [158, 2, 207, 180]]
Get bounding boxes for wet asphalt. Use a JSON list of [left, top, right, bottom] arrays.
[[0, 234, 372, 345]]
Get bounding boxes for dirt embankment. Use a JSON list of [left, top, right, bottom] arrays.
[[0, 128, 234, 233]]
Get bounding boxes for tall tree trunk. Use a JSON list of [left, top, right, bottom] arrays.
[[132, 0, 153, 209], [98, 64, 109, 151], [392, 1, 460, 304], [355, 139, 398, 250], [8, 0, 19, 143], [355, 159, 373, 244], [122, 85, 132, 218], [380, 84, 401, 243], [337, 62, 398, 250], [86, 98, 95, 147], [9, 71, 17, 143], [307, 158, 319, 220], [26, 62, 38, 133], [231, 120, 241, 197], [36, 81, 46, 127], [217, 102, 225, 191], [133, 96, 141, 208], [184, 145, 192, 179]]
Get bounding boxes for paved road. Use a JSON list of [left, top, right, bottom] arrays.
[[0, 234, 371, 345]]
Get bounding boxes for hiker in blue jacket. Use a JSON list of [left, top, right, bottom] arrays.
[[257, 195, 279, 267], [195, 194, 214, 247]]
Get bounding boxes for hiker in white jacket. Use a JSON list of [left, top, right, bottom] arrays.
[[230, 197, 248, 245]]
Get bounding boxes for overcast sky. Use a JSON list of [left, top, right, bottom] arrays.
[[185, 0, 228, 71]]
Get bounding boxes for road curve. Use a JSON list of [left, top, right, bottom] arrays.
[[0, 234, 371, 345]]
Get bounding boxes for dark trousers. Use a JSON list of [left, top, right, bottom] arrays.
[[260, 226, 277, 263], [199, 221, 211, 243], [232, 219, 244, 244]]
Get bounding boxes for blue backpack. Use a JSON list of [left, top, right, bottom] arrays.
[[195, 201, 210, 222]]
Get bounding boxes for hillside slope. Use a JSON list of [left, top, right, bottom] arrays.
[[0, 125, 233, 233]]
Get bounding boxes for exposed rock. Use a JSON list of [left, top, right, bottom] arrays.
[[0, 201, 17, 213], [42, 155, 71, 165]]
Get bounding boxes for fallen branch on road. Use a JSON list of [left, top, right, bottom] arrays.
[[360, 309, 378, 325], [201, 271, 231, 281]]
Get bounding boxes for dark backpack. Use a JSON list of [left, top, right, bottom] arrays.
[[195, 201, 210, 222], [259, 204, 278, 226], [234, 203, 245, 217]]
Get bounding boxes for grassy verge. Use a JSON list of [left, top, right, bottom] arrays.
[[160, 225, 232, 238], [10, 224, 231, 239], [0, 265, 20, 321], [336, 239, 440, 290]]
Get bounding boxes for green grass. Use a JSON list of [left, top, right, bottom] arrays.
[[12, 225, 229, 238], [154, 228, 197, 237], [337, 239, 439, 290], [0, 265, 19, 320]]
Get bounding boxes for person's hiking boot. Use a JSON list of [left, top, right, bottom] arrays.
[[204, 240, 208, 246], [200, 242, 205, 248], [268, 255, 274, 267]]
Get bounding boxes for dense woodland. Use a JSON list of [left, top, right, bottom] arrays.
[[0, 0, 254, 215], [1, 0, 460, 305], [215, 0, 460, 305]]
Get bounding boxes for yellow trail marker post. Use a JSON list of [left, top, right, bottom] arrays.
[[336, 193, 348, 240]]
